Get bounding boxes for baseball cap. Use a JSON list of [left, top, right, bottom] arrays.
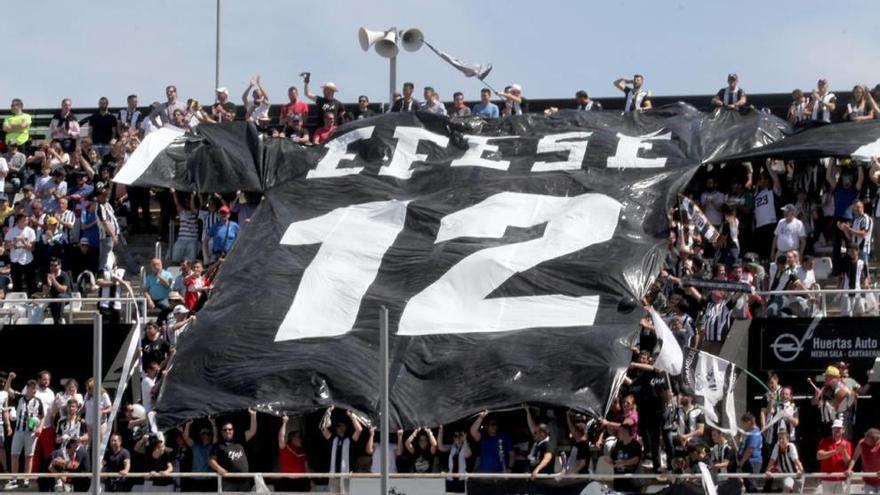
[[216, 87, 229, 95], [825, 365, 840, 377], [832, 418, 844, 429], [780, 204, 797, 213], [322, 82, 338, 92], [172, 304, 189, 316], [510, 83, 523, 92], [783, 477, 795, 490], [0, 195, 7, 203], [218, 205, 231, 214], [46, 216, 59, 225]]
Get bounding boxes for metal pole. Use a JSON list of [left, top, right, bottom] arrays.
[[91, 312, 103, 495], [379, 306, 390, 495], [214, 0, 221, 91], [389, 56, 397, 113]]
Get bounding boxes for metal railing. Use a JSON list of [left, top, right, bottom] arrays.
[[0, 470, 873, 494], [0, 296, 147, 324], [755, 287, 880, 317]]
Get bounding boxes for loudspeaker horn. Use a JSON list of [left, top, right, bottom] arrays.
[[358, 27, 387, 51], [400, 28, 424, 52], [374, 30, 399, 58]]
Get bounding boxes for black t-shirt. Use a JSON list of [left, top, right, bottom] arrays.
[[629, 369, 666, 414], [88, 112, 118, 145], [529, 439, 554, 474], [315, 97, 345, 122], [104, 447, 131, 472], [212, 440, 249, 473], [411, 446, 435, 473], [353, 108, 376, 120], [144, 449, 174, 485], [47, 270, 71, 297], [141, 336, 170, 369], [610, 439, 642, 474], [391, 98, 420, 113], [573, 440, 591, 474], [0, 253, 10, 273], [51, 447, 91, 473]]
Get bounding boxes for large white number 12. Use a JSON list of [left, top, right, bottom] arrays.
[[274, 192, 621, 341]]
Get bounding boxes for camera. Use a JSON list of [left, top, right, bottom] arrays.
[[299, 72, 311, 84]]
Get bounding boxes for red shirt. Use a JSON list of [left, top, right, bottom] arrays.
[[281, 101, 309, 123], [183, 275, 205, 310], [312, 125, 336, 145], [818, 437, 852, 481], [858, 439, 880, 486], [279, 445, 308, 473]]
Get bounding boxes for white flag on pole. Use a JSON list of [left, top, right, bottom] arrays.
[[424, 41, 492, 80], [650, 308, 683, 375]]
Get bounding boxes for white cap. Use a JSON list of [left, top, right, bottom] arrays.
[[510, 83, 523, 92], [783, 477, 795, 490], [321, 82, 338, 92], [216, 87, 228, 95], [832, 418, 845, 429], [172, 304, 189, 316]]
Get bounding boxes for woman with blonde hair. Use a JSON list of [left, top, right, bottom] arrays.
[[83, 377, 112, 441], [844, 85, 877, 121]]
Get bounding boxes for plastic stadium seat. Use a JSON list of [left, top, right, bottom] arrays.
[[6, 292, 28, 301], [813, 257, 833, 280], [70, 292, 82, 312]]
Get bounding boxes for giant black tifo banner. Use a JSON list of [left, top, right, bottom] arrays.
[[755, 317, 880, 371], [152, 106, 789, 428], [708, 119, 880, 164]]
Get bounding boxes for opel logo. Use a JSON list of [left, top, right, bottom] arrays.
[[771, 333, 804, 362]]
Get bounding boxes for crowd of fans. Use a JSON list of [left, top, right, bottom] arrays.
[[0, 72, 879, 493]]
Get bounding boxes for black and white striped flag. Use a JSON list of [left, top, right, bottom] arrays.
[[680, 195, 720, 244], [683, 347, 741, 435]]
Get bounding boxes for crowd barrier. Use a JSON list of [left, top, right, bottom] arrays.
[[0, 470, 875, 494]]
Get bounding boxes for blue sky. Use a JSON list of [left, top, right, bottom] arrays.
[[3, 0, 879, 109]]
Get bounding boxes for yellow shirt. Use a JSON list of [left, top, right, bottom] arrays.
[[3, 113, 31, 145], [0, 206, 13, 225]]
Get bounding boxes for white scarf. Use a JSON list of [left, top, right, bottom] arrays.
[[723, 86, 739, 106], [624, 88, 647, 113], [329, 436, 351, 473], [811, 92, 836, 122], [447, 442, 468, 479], [527, 437, 550, 466]]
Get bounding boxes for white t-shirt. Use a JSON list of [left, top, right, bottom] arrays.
[[0, 157, 8, 176], [5, 225, 36, 265], [0, 390, 8, 428], [754, 189, 778, 228], [54, 392, 84, 421], [369, 441, 398, 473], [141, 375, 157, 413], [247, 100, 270, 122], [700, 191, 726, 226], [84, 391, 112, 426], [774, 218, 805, 252], [795, 267, 816, 288]]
